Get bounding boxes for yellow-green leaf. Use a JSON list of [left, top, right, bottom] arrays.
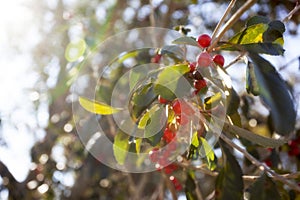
[[79, 97, 122, 115], [113, 130, 130, 165], [65, 39, 86, 62]]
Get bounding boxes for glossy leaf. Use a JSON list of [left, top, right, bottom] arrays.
[[247, 173, 281, 200], [199, 137, 216, 170], [226, 88, 242, 127], [160, 45, 184, 60], [154, 64, 191, 100], [135, 138, 142, 154], [204, 92, 222, 110], [129, 66, 148, 91], [223, 122, 286, 147], [248, 53, 296, 135], [113, 129, 130, 165], [172, 36, 199, 47], [215, 141, 243, 200], [79, 97, 122, 115], [220, 17, 285, 55], [145, 106, 167, 146], [246, 61, 260, 95], [130, 83, 157, 120]]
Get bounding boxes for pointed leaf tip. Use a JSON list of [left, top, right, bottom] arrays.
[[79, 96, 122, 115]]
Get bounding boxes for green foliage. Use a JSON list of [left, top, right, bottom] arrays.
[[215, 142, 243, 200], [113, 129, 130, 165], [247, 173, 281, 200], [221, 16, 285, 55], [172, 36, 199, 47], [248, 53, 296, 135], [79, 97, 122, 115], [154, 64, 191, 100]]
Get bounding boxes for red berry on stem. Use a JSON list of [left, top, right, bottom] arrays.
[[158, 95, 168, 104], [192, 70, 203, 80], [163, 127, 175, 143], [197, 34, 211, 48], [197, 52, 212, 67], [213, 54, 225, 67], [149, 148, 160, 162], [194, 79, 207, 90], [152, 54, 162, 63], [189, 62, 196, 72], [172, 99, 181, 115]]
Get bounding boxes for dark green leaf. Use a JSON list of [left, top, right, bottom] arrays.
[[185, 171, 197, 200], [160, 45, 184, 60], [144, 105, 167, 139], [223, 122, 287, 147], [172, 36, 199, 47], [154, 64, 191, 100], [226, 88, 241, 127], [199, 137, 216, 170], [215, 141, 243, 200], [113, 129, 130, 165], [248, 53, 296, 135], [246, 16, 269, 27], [130, 83, 157, 120], [220, 18, 285, 55], [247, 173, 281, 200], [246, 61, 260, 95]]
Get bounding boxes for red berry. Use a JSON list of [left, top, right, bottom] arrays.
[[158, 95, 168, 104], [163, 127, 175, 143], [152, 54, 162, 63], [264, 159, 272, 167], [197, 34, 211, 48], [149, 148, 160, 162], [172, 99, 181, 115], [176, 114, 189, 125], [213, 54, 225, 67], [170, 176, 182, 191], [193, 79, 207, 90], [197, 52, 212, 67], [163, 164, 178, 174], [189, 62, 196, 72]]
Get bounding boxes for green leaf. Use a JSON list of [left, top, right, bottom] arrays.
[[226, 88, 242, 127], [246, 61, 260, 95], [199, 137, 216, 170], [246, 16, 269, 27], [154, 64, 191, 100], [248, 53, 296, 135], [172, 36, 199, 47], [204, 92, 222, 110], [79, 97, 122, 115], [160, 45, 184, 60], [129, 66, 148, 91], [191, 131, 199, 147], [220, 18, 285, 55], [185, 171, 197, 200], [215, 141, 243, 200], [65, 39, 86, 62], [135, 138, 142, 154], [223, 122, 287, 147], [247, 173, 281, 200], [113, 129, 130, 165], [145, 105, 167, 146], [130, 83, 157, 120]]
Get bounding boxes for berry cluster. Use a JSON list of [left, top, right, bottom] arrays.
[[288, 137, 300, 157]]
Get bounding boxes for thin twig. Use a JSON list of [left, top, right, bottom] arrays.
[[220, 133, 300, 192], [149, 0, 156, 27], [224, 52, 246, 69], [282, 2, 300, 23], [208, 0, 257, 52], [176, 161, 218, 177], [211, 0, 237, 41]]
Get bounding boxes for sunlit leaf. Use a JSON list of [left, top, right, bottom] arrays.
[[248, 53, 296, 135], [154, 64, 191, 100], [65, 39, 86, 62], [79, 97, 122, 115], [204, 92, 222, 110], [145, 105, 167, 146], [223, 122, 287, 147], [199, 137, 216, 170], [172, 36, 199, 47], [191, 131, 199, 147], [113, 129, 130, 165], [215, 141, 243, 200], [247, 173, 281, 200], [220, 17, 285, 55], [135, 138, 142, 154], [138, 111, 150, 129]]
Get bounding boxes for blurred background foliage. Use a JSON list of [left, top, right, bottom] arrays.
[[0, 0, 300, 199]]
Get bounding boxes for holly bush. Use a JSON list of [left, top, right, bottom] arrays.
[[75, 2, 300, 200]]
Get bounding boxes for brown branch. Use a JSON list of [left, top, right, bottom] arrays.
[[282, 2, 300, 23]]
